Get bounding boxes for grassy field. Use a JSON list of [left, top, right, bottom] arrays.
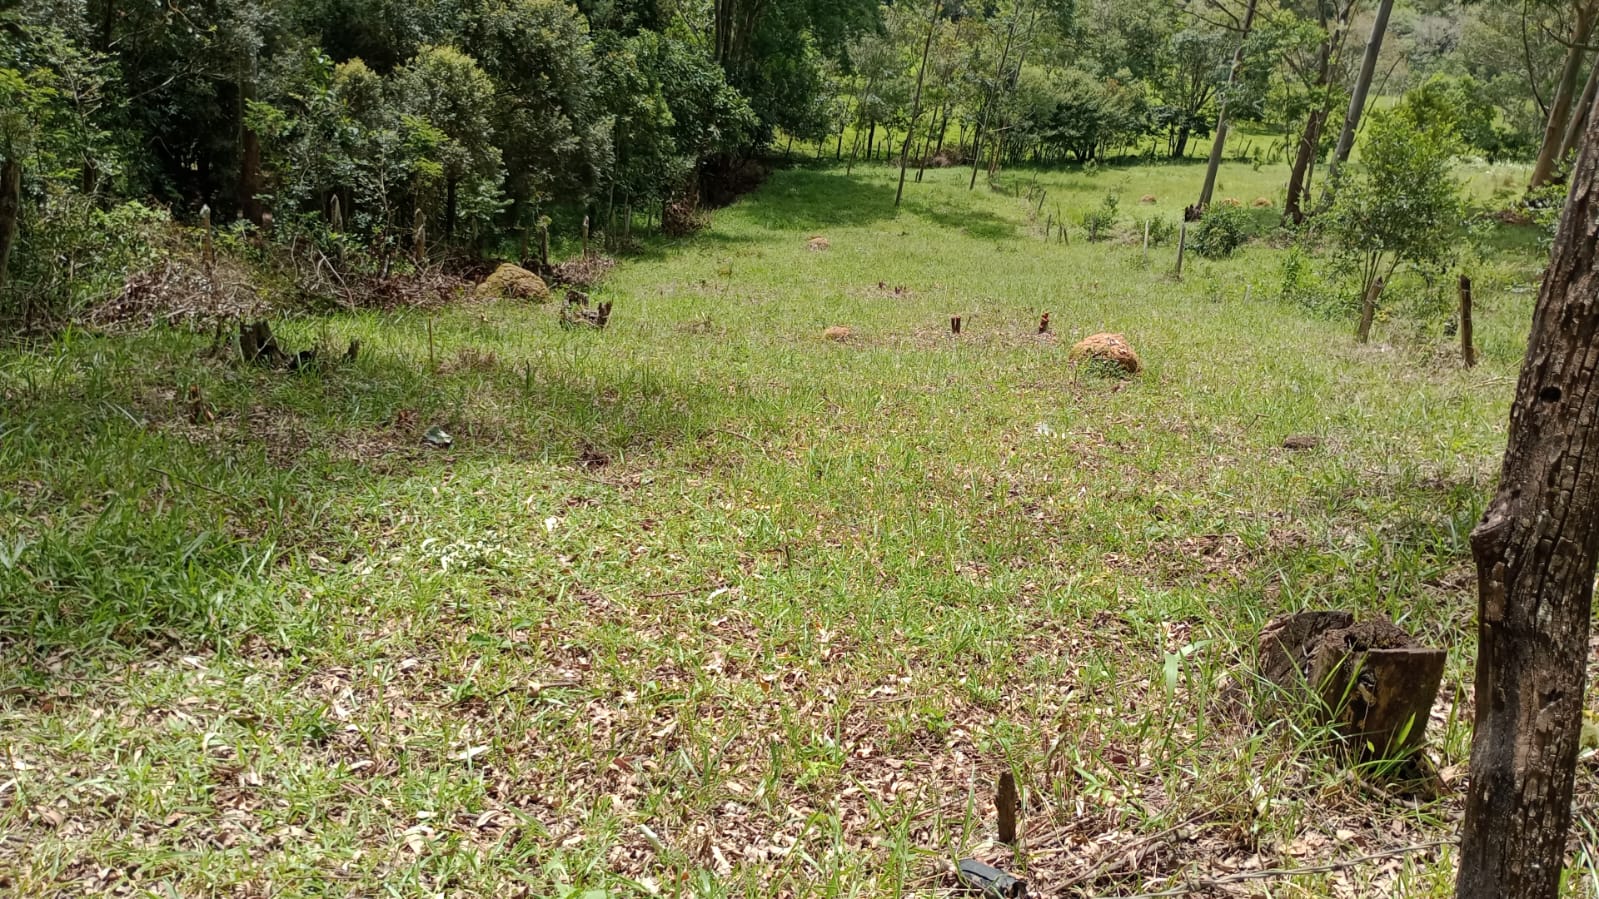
[[2, 156, 1590, 897]]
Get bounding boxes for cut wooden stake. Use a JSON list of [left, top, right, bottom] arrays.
[[1038, 312, 1050, 335], [996, 770, 1018, 844], [1143, 219, 1150, 264], [951, 315, 962, 335], [200, 205, 215, 273], [1459, 274, 1476, 368], [1175, 222, 1187, 278], [427, 317, 436, 370]]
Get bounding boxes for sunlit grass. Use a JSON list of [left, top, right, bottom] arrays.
[[1, 158, 1585, 896]]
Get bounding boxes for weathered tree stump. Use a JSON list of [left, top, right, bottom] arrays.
[[239, 320, 286, 365], [1257, 611, 1445, 761], [560, 290, 613, 330]]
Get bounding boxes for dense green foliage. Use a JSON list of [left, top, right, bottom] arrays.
[[0, 0, 1583, 330], [1326, 101, 1464, 314], [1189, 203, 1254, 258]]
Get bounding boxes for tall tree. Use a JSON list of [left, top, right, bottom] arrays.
[[1197, 0, 1259, 210], [1155, 26, 1229, 158], [1558, 52, 1599, 161], [1529, 0, 1597, 187], [1321, 0, 1394, 198], [393, 45, 502, 240], [1455, 88, 1599, 899], [968, 0, 1028, 188], [1282, 0, 1358, 224], [896, 0, 942, 206]]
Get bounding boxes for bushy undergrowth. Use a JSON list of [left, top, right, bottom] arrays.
[[1082, 192, 1120, 241], [1189, 204, 1254, 258], [5, 197, 170, 324], [1277, 246, 1353, 318], [1142, 214, 1177, 246]]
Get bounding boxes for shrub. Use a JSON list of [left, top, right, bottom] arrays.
[[1326, 106, 1462, 341], [1277, 246, 1353, 319], [8, 197, 169, 324], [1142, 215, 1177, 247], [1189, 205, 1252, 258], [1082, 193, 1119, 242]]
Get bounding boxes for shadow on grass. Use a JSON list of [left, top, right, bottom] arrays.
[[908, 198, 1018, 241], [741, 170, 901, 231], [0, 326, 765, 671]]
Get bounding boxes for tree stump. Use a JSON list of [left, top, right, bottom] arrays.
[[1257, 611, 1445, 761], [239, 320, 286, 365]]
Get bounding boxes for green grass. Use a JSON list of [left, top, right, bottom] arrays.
[[2, 157, 1592, 897]]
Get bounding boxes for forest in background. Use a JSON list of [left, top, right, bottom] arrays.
[[0, 0, 1595, 329]]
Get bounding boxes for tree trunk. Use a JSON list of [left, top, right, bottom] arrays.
[[916, 101, 944, 183], [1355, 274, 1385, 343], [96, 0, 115, 51], [1530, 4, 1595, 188], [1323, 0, 1396, 196], [239, 128, 264, 226], [1198, 0, 1260, 210], [1284, 109, 1327, 224], [1558, 51, 1599, 170], [866, 121, 876, 161], [897, 0, 941, 207], [970, 1, 1025, 190], [1455, 89, 1599, 899], [1285, 7, 1343, 225], [445, 177, 458, 242], [0, 158, 20, 318]]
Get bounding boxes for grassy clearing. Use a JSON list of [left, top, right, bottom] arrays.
[[1, 157, 1592, 896]]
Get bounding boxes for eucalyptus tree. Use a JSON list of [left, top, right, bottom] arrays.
[[1528, 0, 1599, 185]]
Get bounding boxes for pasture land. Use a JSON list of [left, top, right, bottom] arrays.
[[2, 158, 1587, 896]]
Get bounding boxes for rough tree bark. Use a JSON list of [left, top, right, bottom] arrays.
[[1454, 91, 1599, 899]]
